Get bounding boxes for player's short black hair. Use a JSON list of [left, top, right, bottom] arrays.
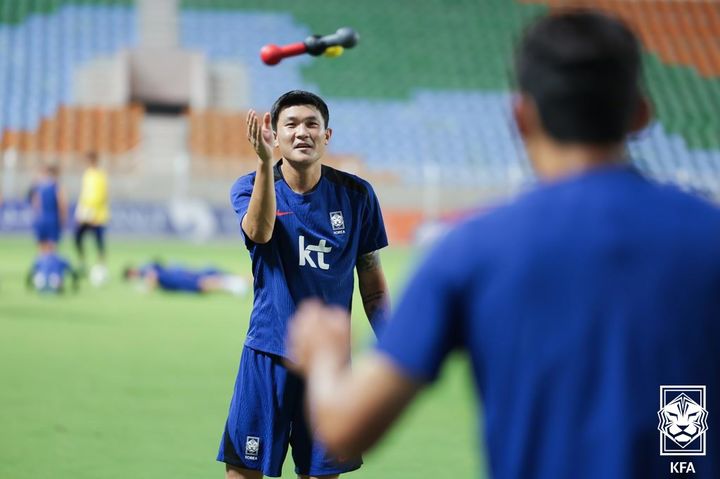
[[515, 10, 643, 143], [270, 90, 330, 131]]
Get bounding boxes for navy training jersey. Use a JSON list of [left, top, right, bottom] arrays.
[[32, 180, 60, 224], [231, 160, 388, 357], [140, 263, 221, 292], [377, 166, 720, 479]]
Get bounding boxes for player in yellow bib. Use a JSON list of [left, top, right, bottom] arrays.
[[74, 152, 110, 285]]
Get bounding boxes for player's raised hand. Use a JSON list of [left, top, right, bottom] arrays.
[[287, 299, 351, 376], [246, 110, 274, 164]]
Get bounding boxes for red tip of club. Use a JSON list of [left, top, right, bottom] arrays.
[[260, 44, 283, 65]]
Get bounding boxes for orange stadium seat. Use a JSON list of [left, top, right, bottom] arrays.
[[525, 0, 720, 77], [1, 105, 143, 170]]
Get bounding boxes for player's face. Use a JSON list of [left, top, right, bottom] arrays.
[[274, 105, 332, 166]]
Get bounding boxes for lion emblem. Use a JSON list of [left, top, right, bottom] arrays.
[[657, 393, 709, 447]]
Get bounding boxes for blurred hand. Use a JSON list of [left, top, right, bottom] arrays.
[[246, 110, 274, 164], [287, 299, 351, 377]]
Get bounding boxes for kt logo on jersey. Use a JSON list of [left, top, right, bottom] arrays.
[[299, 235, 331, 270], [658, 385, 708, 456]]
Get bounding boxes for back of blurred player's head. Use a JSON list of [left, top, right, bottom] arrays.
[[515, 10, 644, 144], [44, 162, 60, 177], [85, 151, 99, 166], [271, 90, 330, 132]]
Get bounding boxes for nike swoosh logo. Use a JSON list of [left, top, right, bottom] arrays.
[[276, 211, 294, 216]]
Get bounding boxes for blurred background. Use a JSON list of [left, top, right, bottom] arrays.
[[0, 1, 718, 478]]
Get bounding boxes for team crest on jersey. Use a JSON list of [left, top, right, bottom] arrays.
[[658, 386, 708, 456], [330, 211, 345, 234], [245, 436, 260, 460]]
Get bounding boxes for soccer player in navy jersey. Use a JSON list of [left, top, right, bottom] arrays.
[[122, 261, 248, 296], [288, 11, 720, 479], [26, 251, 78, 293], [29, 163, 67, 253], [218, 90, 390, 479]]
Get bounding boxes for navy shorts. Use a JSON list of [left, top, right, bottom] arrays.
[[33, 220, 61, 243], [217, 346, 362, 477]]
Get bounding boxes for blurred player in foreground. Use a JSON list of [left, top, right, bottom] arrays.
[[29, 163, 67, 253], [74, 152, 110, 285], [26, 251, 78, 294], [218, 90, 389, 479], [123, 261, 248, 296], [288, 11, 720, 479]]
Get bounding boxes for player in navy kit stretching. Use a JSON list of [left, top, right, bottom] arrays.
[[122, 261, 248, 296], [26, 251, 78, 294], [217, 90, 390, 479]]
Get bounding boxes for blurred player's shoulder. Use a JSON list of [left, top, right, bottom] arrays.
[[649, 175, 720, 215], [446, 166, 720, 258]]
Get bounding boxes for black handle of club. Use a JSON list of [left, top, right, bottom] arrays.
[[304, 27, 359, 56]]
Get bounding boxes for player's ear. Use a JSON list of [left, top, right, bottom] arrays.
[[629, 95, 652, 134], [513, 93, 540, 140], [512, 94, 529, 139], [324, 128, 332, 145]]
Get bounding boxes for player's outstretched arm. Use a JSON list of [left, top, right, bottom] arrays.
[[356, 250, 390, 336], [242, 110, 277, 244], [288, 300, 419, 458], [144, 270, 159, 292]]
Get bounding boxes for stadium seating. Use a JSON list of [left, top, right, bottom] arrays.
[[179, 0, 720, 195], [1, 105, 142, 154], [0, 0, 717, 197], [0, 1, 138, 166]]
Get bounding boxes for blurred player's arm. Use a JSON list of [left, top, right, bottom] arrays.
[[242, 110, 276, 244], [288, 301, 420, 458], [28, 186, 39, 211], [144, 270, 159, 291], [356, 250, 390, 335], [57, 186, 68, 227]]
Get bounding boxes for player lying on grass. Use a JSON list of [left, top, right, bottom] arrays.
[[26, 251, 79, 294], [287, 10, 720, 479], [123, 261, 249, 296]]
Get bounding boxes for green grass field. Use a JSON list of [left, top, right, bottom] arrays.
[[0, 236, 486, 478]]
